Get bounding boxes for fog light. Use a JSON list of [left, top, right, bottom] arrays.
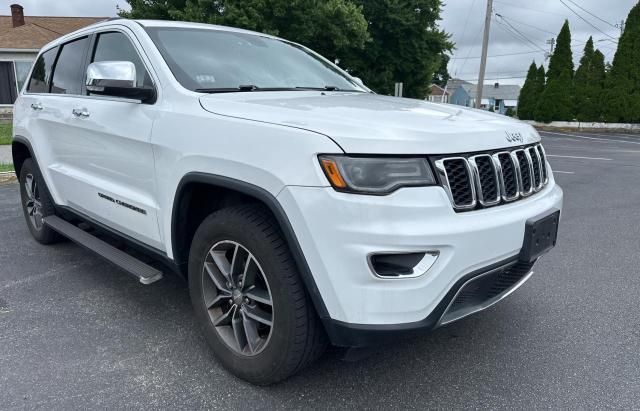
[[368, 251, 439, 279]]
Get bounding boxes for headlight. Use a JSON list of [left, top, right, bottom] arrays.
[[318, 155, 436, 195]]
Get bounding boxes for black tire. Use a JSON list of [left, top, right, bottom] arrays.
[[188, 204, 326, 385], [18, 158, 61, 245]]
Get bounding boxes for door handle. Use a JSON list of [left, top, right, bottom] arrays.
[[30, 102, 43, 111], [72, 108, 90, 118]]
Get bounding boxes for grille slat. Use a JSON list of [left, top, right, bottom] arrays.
[[441, 158, 475, 208], [437, 144, 548, 212], [515, 150, 533, 195], [536, 145, 548, 183], [471, 155, 500, 205], [528, 147, 542, 189], [496, 153, 519, 201]]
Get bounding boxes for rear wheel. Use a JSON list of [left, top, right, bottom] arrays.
[[188, 204, 326, 385], [18, 159, 60, 244]]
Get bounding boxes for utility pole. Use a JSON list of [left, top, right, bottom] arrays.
[[545, 38, 555, 61], [476, 0, 494, 109], [616, 20, 625, 36]]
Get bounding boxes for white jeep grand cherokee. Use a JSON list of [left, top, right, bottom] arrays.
[[12, 19, 563, 384]]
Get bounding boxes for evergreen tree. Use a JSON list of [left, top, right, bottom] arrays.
[[535, 20, 574, 122], [546, 20, 574, 80], [517, 62, 538, 119], [603, 2, 640, 123], [536, 65, 546, 98], [574, 38, 606, 122], [574, 37, 595, 121]]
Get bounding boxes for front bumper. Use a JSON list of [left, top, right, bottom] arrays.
[[277, 180, 563, 345]]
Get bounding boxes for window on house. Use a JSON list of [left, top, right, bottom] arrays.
[[27, 46, 58, 94], [0, 62, 17, 104], [51, 37, 89, 95]]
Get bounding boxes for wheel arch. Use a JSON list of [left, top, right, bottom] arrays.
[[171, 172, 331, 320], [11, 135, 35, 177]]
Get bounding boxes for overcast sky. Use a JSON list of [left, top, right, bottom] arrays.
[[1, 0, 636, 86]]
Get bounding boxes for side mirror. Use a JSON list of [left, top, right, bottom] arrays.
[[352, 76, 364, 86], [86, 61, 155, 103]]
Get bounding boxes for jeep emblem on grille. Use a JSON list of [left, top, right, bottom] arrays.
[[505, 131, 524, 143]]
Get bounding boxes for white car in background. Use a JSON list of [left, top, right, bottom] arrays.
[[11, 19, 563, 384]]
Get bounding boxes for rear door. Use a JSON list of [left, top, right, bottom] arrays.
[[30, 30, 163, 250]]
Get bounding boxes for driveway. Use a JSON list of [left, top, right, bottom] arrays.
[[1, 131, 640, 409]]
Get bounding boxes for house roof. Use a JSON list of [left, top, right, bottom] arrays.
[[0, 15, 106, 50], [460, 83, 521, 100], [445, 78, 472, 93], [429, 84, 451, 96]]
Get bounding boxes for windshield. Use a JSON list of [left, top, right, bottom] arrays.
[[145, 27, 366, 93]]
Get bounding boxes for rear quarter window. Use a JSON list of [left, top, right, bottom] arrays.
[[27, 47, 58, 93]]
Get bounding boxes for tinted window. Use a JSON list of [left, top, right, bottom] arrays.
[[146, 28, 364, 93], [15, 61, 33, 92], [92, 32, 152, 88], [51, 37, 89, 95], [27, 47, 58, 93]]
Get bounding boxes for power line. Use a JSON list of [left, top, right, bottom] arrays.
[[494, 14, 547, 53], [497, 15, 557, 36], [450, 50, 542, 60], [563, 0, 618, 29], [558, 0, 618, 40], [458, 75, 528, 81], [456, 0, 482, 76], [492, 1, 567, 17]]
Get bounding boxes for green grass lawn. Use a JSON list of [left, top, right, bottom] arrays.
[[0, 123, 11, 145], [0, 163, 14, 172]]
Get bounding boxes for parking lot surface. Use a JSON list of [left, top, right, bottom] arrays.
[[1, 131, 640, 409]]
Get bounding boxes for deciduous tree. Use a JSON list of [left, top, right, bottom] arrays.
[[342, 0, 452, 98]]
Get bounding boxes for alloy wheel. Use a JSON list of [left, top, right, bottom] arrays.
[[202, 240, 274, 356], [24, 174, 44, 231]]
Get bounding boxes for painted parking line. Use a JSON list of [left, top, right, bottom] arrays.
[[553, 170, 575, 174], [565, 131, 640, 140], [540, 131, 640, 145], [546, 154, 612, 161]]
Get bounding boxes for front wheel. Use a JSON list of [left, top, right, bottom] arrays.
[[188, 205, 326, 385]]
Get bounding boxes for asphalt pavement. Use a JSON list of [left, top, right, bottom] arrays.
[[1, 131, 640, 409]]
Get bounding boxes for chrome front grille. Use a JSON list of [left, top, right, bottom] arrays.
[[435, 144, 550, 211]]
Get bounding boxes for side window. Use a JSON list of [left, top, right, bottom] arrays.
[[27, 47, 58, 93], [92, 32, 153, 88], [51, 37, 89, 95]]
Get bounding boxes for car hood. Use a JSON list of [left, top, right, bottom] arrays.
[[199, 92, 540, 154]]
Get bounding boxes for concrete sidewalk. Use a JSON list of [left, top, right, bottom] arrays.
[[0, 145, 12, 164]]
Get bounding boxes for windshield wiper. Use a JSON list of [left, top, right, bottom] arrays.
[[196, 85, 260, 93], [295, 86, 365, 92], [195, 85, 302, 93], [196, 85, 364, 93]]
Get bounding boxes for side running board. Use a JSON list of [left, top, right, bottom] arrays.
[[44, 215, 163, 285]]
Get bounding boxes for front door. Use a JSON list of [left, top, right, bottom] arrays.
[[26, 30, 163, 250]]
